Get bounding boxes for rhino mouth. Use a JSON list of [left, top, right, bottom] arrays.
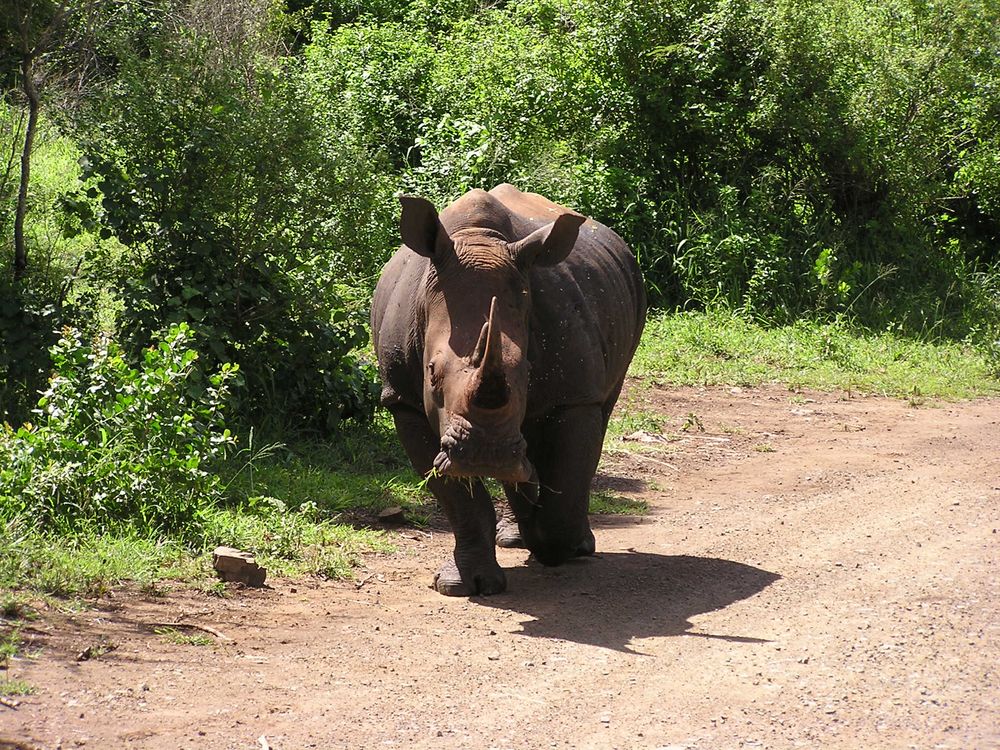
[[432, 418, 532, 483]]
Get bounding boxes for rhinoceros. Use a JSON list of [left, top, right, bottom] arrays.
[[371, 184, 646, 595]]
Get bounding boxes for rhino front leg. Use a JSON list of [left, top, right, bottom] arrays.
[[430, 475, 506, 596], [390, 407, 506, 596]]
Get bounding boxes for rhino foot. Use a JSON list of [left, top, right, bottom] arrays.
[[433, 558, 506, 597], [575, 528, 596, 557], [528, 528, 597, 566], [495, 516, 525, 549]]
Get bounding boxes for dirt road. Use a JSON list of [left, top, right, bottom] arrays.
[[4, 385, 999, 749]]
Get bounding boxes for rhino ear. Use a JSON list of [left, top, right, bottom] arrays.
[[511, 212, 586, 269], [399, 195, 443, 258]]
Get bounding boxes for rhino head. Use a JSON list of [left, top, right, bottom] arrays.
[[399, 191, 586, 484]]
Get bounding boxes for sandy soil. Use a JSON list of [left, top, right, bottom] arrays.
[[2, 384, 998, 750]]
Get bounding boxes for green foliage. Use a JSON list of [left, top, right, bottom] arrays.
[[298, 20, 432, 275], [0, 106, 112, 425], [0, 503, 393, 597], [606, 409, 666, 442], [0, 321, 399, 598], [0, 282, 58, 425], [77, 27, 378, 435], [221, 416, 432, 525], [0, 519, 196, 597], [204, 498, 393, 579], [0, 324, 237, 539], [0, 1, 62, 85], [154, 626, 215, 646], [632, 311, 1000, 398], [0, 678, 35, 697], [5, 0, 1000, 439], [0, 628, 20, 666], [298, 0, 999, 343], [0, 595, 34, 620]]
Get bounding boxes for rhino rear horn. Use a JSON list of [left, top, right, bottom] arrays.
[[470, 318, 490, 368], [399, 195, 445, 258], [510, 212, 586, 269]]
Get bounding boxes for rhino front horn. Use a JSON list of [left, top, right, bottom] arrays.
[[471, 297, 510, 411]]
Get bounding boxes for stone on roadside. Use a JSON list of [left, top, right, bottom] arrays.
[[212, 546, 267, 586], [378, 506, 406, 524]]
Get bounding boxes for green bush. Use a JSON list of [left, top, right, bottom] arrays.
[[0, 108, 115, 425], [76, 29, 379, 435], [7, 0, 999, 436], [0, 283, 59, 426], [0, 324, 236, 539], [299, 0, 999, 341]]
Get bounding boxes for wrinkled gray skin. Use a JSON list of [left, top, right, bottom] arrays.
[[371, 184, 646, 596]]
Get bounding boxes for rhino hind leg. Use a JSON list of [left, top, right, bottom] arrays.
[[390, 407, 506, 596], [513, 405, 604, 567], [495, 497, 526, 548]]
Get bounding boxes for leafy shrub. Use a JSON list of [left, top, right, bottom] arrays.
[[0, 324, 237, 539], [0, 283, 58, 426], [6, 0, 997, 430], [77, 28, 379, 435], [300, 0, 999, 341]]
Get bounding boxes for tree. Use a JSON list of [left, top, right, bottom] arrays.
[[1, 0, 71, 280]]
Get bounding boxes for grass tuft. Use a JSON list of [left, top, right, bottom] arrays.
[[154, 627, 215, 647], [204, 506, 395, 579], [0, 628, 20, 665], [0, 678, 36, 696], [1, 596, 35, 621], [590, 492, 650, 516], [0, 523, 199, 599]]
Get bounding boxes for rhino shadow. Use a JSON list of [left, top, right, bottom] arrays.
[[591, 473, 648, 493], [478, 552, 780, 653]]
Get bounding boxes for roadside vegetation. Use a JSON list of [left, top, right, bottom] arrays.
[[1, 0, 998, 601], [2, 311, 994, 602], [634, 311, 1000, 399]]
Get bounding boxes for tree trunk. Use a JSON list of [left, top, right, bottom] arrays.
[[14, 51, 39, 282]]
